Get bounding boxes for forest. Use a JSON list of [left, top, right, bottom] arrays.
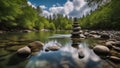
[[0, 0, 120, 31], [0, 0, 72, 31], [79, 0, 120, 30]]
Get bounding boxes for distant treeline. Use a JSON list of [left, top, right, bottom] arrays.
[[0, 0, 72, 31]]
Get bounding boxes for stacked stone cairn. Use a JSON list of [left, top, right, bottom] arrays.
[[71, 18, 81, 45], [71, 18, 84, 58]]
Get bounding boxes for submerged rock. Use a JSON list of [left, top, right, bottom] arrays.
[[28, 41, 44, 52], [78, 49, 84, 59], [93, 45, 110, 57], [17, 46, 31, 57]]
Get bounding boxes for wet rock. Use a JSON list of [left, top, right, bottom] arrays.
[[17, 46, 31, 57], [60, 60, 69, 68], [72, 27, 81, 31], [93, 45, 110, 57], [45, 46, 60, 51], [80, 34, 86, 38], [109, 56, 120, 64], [113, 41, 120, 47], [92, 35, 100, 39], [84, 32, 89, 36], [112, 46, 120, 52], [28, 41, 44, 52], [105, 41, 115, 49], [100, 34, 110, 39], [89, 31, 98, 34], [22, 30, 32, 33]]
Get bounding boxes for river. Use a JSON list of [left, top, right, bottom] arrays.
[[0, 31, 113, 68]]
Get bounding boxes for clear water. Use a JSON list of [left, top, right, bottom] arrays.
[[0, 31, 113, 68]]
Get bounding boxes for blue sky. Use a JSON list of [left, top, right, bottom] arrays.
[[28, 0, 67, 9], [27, 0, 96, 18]]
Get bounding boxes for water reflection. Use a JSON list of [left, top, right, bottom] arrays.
[[0, 31, 114, 68], [26, 37, 112, 68]]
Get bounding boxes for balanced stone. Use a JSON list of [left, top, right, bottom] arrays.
[[72, 24, 80, 27], [72, 27, 81, 31]]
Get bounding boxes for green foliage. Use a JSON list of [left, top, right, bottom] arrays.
[[79, 0, 120, 30], [49, 14, 72, 30], [0, 0, 72, 31]]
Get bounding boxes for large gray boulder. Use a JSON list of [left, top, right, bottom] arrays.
[[28, 41, 44, 52], [93, 45, 110, 57], [17, 46, 31, 57]]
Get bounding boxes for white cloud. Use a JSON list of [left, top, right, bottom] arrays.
[[41, 0, 97, 18], [42, 10, 51, 17], [39, 5, 47, 9], [27, 1, 36, 8], [49, 6, 64, 14], [64, 1, 74, 15]]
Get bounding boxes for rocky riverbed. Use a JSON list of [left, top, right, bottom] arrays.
[[0, 30, 120, 68]]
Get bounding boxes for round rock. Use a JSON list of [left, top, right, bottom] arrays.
[[28, 41, 44, 52], [93, 45, 110, 57], [17, 46, 31, 57]]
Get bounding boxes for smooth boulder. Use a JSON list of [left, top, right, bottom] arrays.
[[28, 41, 44, 52], [17, 46, 31, 57], [93, 45, 110, 57]]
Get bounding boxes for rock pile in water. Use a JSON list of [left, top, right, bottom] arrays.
[[71, 18, 84, 59], [71, 18, 81, 47]]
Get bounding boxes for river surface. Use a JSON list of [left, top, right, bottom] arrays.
[[0, 31, 113, 68]]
